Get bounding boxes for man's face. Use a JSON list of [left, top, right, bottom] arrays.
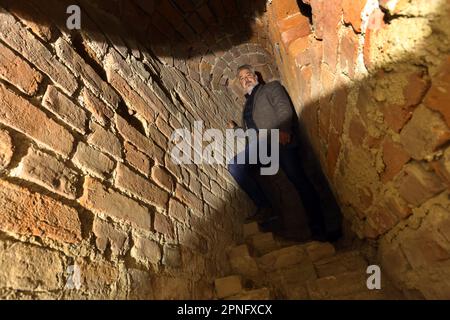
[[238, 69, 258, 93]]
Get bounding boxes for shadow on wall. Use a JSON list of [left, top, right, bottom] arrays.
[[0, 0, 269, 59]]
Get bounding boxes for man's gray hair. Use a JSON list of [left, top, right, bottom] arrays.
[[236, 64, 256, 78]]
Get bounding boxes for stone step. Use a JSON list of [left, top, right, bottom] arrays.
[[214, 275, 243, 299], [228, 244, 261, 280], [306, 270, 370, 299], [303, 241, 336, 262], [313, 250, 368, 278], [257, 244, 308, 273], [266, 260, 318, 295], [246, 232, 280, 256], [226, 287, 272, 300]]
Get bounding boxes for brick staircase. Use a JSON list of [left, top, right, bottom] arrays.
[[214, 222, 404, 300]]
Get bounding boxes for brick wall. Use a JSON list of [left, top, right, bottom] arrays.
[[268, 0, 450, 298], [0, 0, 278, 299]]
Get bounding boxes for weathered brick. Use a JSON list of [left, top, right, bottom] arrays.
[[124, 141, 151, 176], [116, 163, 169, 209], [382, 72, 430, 132], [362, 8, 386, 70], [348, 117, 367, 147], [0, 179, 81, 243], [152, 276, 191, 300], [77, 259, 120, 292], [82, 88, 115, 127], [106, 66, 155, 125], [2, 0, 53, 41], [327, 131, 341, 178], [55, 38, 120, 108], [288, 34, 310, 59], [366, 205, 399, 235], [0, 7, 77, 95], [272, 0, 301, 20], [154, 213, 175, 238], [151, 166, 174, 192], [0, 42, 42, 95], [202, 186, 222, 210], [88, 122, 122, 160], [0, 83, 74, 157], [319, 0, 342, 70], [430, 148, 450, 188], [0, 129, 13, 170], [80, 176, 151, 230], [127, 267, 155, 299], [342, 0, 367, 32], [93, 217, 128, 256], [340, 27, 359, 78], [162, 245, 182, 268], [279, 14, 312, 48], [12, 147, 79, 199], [384, 193, 412, 220], [168, 198, 188, 223], [175, 183, 204, 214], [397, 162, 446, 206], [116, 114, 164, 164], [331, 86, 348, 135], [381, 138, 411, 183], [191, 176, 204, 198], [178, 226, 208, 254], [400, 105, 450, 160], [42, 85, 88, 134], [424, 56, 450, 127], [155, 115, 174, 139], [147, 125, 168, 150], [72, 142, 115, 179], [0, 242, 65, 291], [131, 235, 161, 265]]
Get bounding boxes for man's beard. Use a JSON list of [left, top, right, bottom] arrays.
[[246, 81, 259, 94]]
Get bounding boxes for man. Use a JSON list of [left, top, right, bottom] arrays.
[[227, 64, 336, 241]]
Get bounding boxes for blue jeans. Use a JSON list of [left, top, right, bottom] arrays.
[[228, 142, 326, 236]]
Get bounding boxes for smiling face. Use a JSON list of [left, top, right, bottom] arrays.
[[238, 68, 258, 94]]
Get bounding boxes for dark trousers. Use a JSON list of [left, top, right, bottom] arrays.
[[228, 142, 327, 236]]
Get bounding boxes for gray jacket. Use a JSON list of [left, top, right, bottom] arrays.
[[240, 81, 295, 134]]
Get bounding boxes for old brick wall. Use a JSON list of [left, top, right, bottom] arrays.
[[267, 0, 450, 298], [0, 0, 280, 299]]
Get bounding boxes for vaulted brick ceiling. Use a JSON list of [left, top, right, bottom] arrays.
[[4, 0, 277, 99]]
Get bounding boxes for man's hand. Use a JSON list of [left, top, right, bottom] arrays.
[[227, 120, 238, 129], [279, 131, 291, 145]]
